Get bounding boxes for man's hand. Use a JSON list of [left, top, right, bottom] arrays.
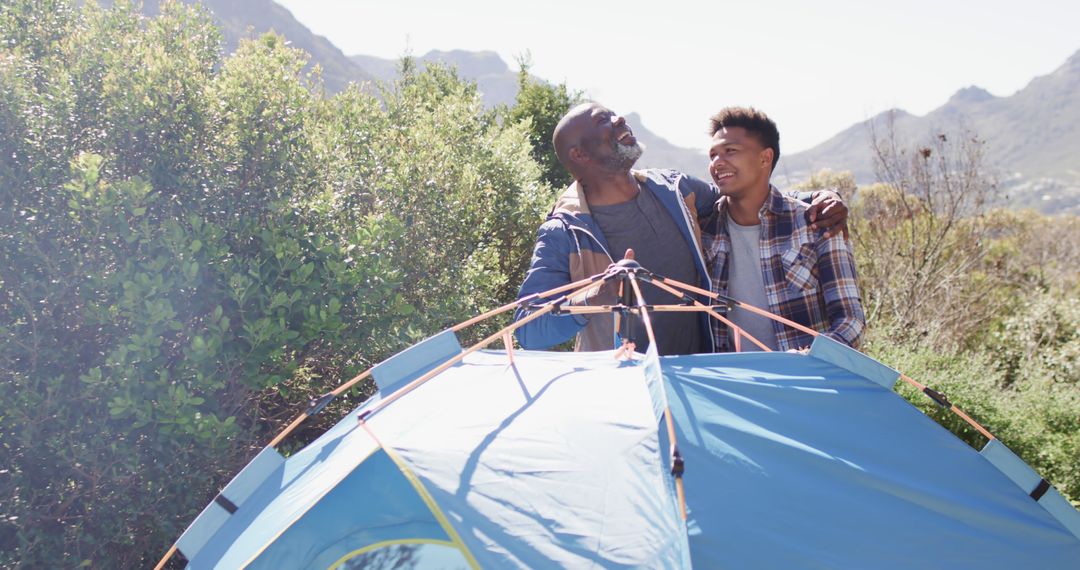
[[598, 249, 635, 302], [807, 190, 849, 239], [578, 249, 636, 307], [602, 248, 635, 275]]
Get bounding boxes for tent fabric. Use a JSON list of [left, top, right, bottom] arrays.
[[371, 328, 462, 393], [186, 418, 384, 567], [366, 349, 689, 569], [185, 348, 689, 568], [176, 446, 285, 558], [175, 328, 1080, 569], [807, 333, 900, 388], [662, 350, 1080, 569], [244, 449, 454, 569], [981, 438, 1080, 539]]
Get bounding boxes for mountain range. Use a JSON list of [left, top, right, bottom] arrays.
[[103, 0, 372, 91], [778, 51, 1080, 213], [128, 0, 1078, 213]]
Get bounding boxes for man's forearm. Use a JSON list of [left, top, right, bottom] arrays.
[[819, 238, 866, 348], [513, 302, 586, 349]]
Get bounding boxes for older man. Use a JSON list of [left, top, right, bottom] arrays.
[[513, 102, 847, 355]]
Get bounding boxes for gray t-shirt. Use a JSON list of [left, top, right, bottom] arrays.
[[725, 214, 779, 351], [590, 186, 703, 355]]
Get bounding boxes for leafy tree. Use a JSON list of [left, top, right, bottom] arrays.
[[0, 2, 550, 566], [312, 61, 553, 340], [504, 57, 582, 189]]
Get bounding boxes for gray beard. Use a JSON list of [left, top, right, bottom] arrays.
[[603, 139, 645, 172]]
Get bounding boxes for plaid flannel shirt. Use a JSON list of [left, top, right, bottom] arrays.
[[702, 186, 865, 351]]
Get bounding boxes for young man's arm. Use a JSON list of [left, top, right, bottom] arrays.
[[799, 188, 846, 238], [792, 190, 848, 238], [679, 172, 849, 235], [814, 235, 866, 348], [513, 221, 589, 349]]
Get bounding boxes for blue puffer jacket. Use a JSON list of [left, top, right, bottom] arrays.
[[514, 169, 719, 352]]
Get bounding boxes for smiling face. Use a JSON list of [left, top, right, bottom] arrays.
[[578, 104, 644, 173], [708, 126, 773, 198]]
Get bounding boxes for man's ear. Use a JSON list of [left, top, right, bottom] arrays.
[[760, 148, 774, 169], [569, 145, 589, 166]]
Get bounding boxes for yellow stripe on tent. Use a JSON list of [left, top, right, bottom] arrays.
[[327, 538, 459, 570], [238, 443, 381, 568], [360, 420, 481, 570]]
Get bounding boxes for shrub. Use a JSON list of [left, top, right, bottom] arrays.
[[0, 2, 551, 566]]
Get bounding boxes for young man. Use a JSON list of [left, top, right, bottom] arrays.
[[703, 107, 864, 351], [512, 102, 850, 355]]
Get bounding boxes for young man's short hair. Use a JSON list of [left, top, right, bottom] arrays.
[[708, 107, 780, 171]]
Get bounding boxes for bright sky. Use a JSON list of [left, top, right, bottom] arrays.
[[276, 0, 1079, 154]]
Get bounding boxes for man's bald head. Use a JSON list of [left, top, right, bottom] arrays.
[[553, 102, 599, 178], [552, 102, 643, 181]]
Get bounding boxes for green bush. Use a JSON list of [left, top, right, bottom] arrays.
[[326, 63, 551, 340], [0, 2, 552, 566], [503, 59, 582, 189]]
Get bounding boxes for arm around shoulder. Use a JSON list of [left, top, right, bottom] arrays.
[[677, 172, 720, 220]]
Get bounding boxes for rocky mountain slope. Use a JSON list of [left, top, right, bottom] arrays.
[[123, 0, 1078, 212], [781, 50, 1080, 213]]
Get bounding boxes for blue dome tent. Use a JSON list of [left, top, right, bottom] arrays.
[[157, 262, 1080, 568]]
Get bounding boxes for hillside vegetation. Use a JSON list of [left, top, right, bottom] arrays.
[[0, 2, 1076, 567], [0, 2, 552, 565]]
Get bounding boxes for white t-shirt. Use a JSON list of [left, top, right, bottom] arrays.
[[725, 214, 779, 351]]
